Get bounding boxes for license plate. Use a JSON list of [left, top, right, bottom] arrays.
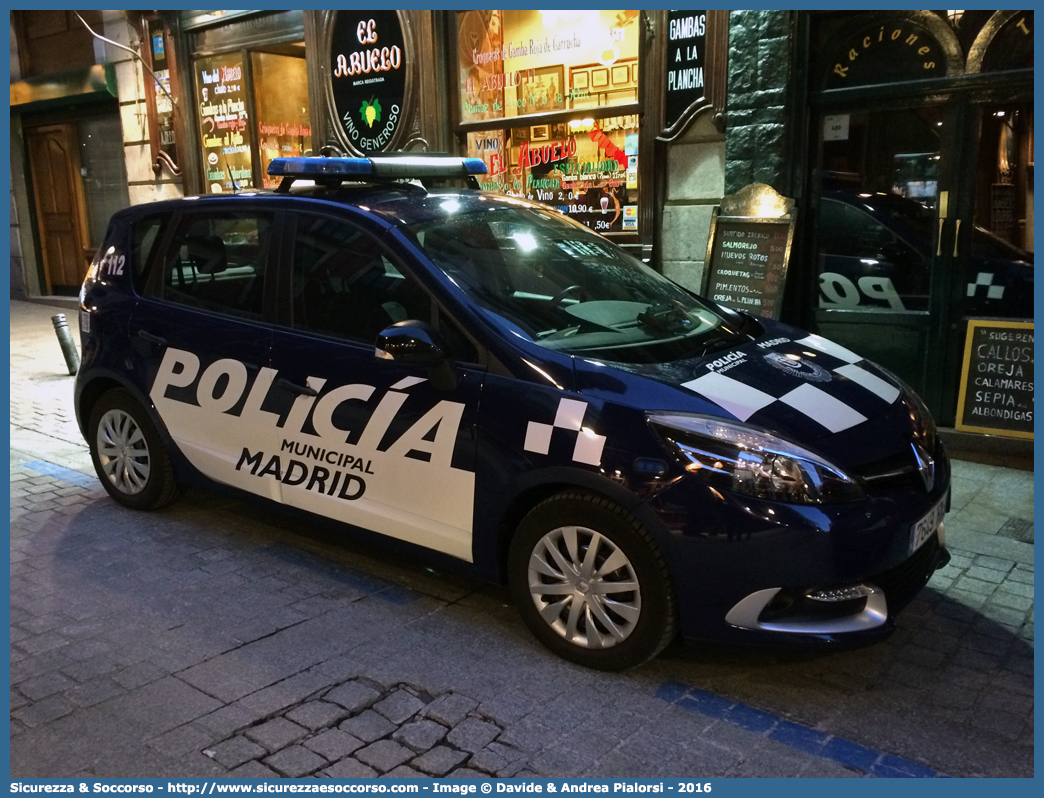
[[910, 492, 947, 555]]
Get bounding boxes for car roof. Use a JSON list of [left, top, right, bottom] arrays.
[[109, 184, 557, 230]]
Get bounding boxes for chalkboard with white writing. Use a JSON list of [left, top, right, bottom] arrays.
[[701, 184, 796, 319], [956, 320, 1034, 439]]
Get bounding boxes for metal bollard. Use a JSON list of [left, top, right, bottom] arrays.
[[51, 313, 81, 375]]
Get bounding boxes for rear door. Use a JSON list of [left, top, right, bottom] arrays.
[[132, 204, 282, 498]]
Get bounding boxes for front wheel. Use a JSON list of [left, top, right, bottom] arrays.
[[508, 491, 677, 670], [88, 388, 180, 510]]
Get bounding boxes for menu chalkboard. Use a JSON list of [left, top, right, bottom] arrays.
[[702, 212, 794, 319], [955, 320, 1033, 439]]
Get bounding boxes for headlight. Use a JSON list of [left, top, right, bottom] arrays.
[[648, 412, 864, 504]]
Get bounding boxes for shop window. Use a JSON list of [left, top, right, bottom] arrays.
[[457, 10, 640, 123], [78, 116, 130, 248], [466, 116, 640, 235], [194, 53, 253, 192], [252, 52, 312, 188], [817, 197, 929, 312], [142, 15, 182, 176], [456, 10, 642, 237]]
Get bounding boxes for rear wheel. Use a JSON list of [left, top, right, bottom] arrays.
[[88, 388, 179, 510], [508, 491, 676, 670]]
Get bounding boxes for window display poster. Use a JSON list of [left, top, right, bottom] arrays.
[[253, 52, 312, 188], [195, 53, 253, 192], [458, 9, 640, 123], [468, 115, 639, 234]]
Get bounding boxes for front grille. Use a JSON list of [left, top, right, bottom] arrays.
[[870, 536, 944, 614]]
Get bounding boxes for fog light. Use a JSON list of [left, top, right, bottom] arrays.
[[805, 585, 875, 603]]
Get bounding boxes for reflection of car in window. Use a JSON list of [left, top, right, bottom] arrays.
[[817, 190, 1033, 318]]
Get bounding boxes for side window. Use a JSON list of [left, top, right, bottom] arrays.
[[292, 215, 431, 343], [159, 213, 270, 318]]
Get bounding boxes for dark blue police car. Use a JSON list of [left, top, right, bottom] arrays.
[[75, 155, 950, 670]]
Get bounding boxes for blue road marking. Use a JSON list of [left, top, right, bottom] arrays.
[[657, 680, 942, 777], [21, 460, 99, 489]]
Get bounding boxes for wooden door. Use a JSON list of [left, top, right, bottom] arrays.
[[26, 123, 90, 294]]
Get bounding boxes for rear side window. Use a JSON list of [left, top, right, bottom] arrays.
[[157, 213, 271, 319], [132, 217, 166, 278]]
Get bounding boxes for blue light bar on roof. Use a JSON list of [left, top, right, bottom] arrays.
[[267, 155, 487, 179]]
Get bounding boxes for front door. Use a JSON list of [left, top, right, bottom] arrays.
[[265, 212, 484, 562], [26, 123, 90, 294]]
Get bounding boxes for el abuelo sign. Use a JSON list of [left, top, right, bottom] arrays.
[[326, 11, 413, 154]]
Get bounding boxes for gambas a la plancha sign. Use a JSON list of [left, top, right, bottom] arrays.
[[326, 11, 412, 154]]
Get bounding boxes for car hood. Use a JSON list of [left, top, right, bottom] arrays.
[[574, 320, 915, 461]]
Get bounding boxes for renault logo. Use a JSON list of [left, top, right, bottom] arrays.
[[911, 442, 935, 492]]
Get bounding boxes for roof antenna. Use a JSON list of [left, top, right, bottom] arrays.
[[227, 164, 240, 194]]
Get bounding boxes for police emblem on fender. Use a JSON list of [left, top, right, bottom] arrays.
[[763, 351, 831, 382]]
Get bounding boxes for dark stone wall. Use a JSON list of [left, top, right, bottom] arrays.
[[724, 10, 792, 194]]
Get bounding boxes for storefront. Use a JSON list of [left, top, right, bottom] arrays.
[[175, 10, 312, 193], [803, 10, 1034, 430]]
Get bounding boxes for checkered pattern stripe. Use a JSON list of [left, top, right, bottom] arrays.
[[681, 335, 900, 434], [524, 398, 606, 466], [967, 271, 1005, 300]]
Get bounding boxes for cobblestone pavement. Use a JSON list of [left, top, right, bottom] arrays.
[[9, 300, 1034, 778]]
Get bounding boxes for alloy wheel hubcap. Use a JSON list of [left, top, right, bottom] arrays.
[[96, 409, 151, 495], [527, 525, 641, 649]]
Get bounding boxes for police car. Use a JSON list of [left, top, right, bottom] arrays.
[[75, 154, 950, 670]]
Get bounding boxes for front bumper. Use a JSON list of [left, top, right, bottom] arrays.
[[643, 446, 951, 645]]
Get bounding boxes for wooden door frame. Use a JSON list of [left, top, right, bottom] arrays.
[[25, 122, 91, 294]]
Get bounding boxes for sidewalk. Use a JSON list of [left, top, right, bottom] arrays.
[[9, 299, 1034, 778]]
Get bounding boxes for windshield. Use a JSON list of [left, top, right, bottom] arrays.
[[407, 201, 752, 362]]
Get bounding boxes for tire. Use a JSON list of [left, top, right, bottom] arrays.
[[88, 388, 180, 511], [508, 490, 677, 671]]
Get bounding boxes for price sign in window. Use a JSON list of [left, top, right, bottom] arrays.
[[466, 115, 640, 234]]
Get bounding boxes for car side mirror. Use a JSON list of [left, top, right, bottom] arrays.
[[375, 320, 457, 390]]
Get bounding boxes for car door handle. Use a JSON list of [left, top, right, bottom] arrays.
[[276, 377, 319, 397], [137, 329, 167, 346]]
